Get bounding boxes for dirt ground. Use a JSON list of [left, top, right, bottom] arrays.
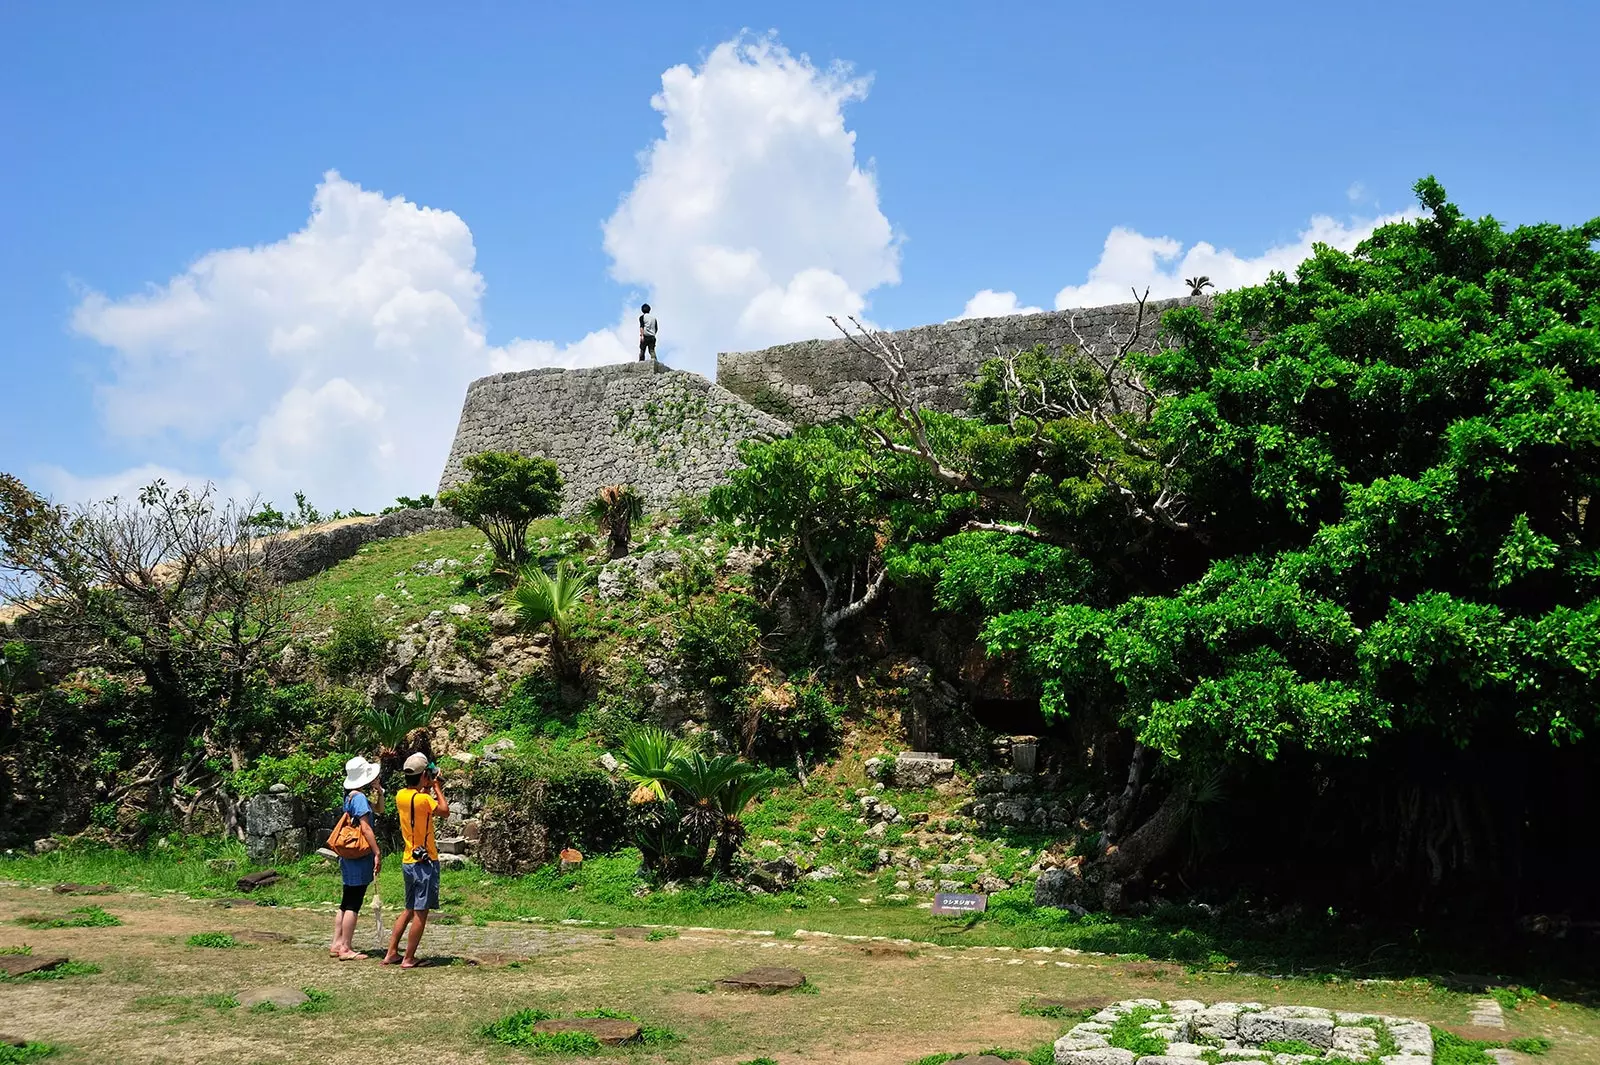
[[0, 884, 1592, 1065]]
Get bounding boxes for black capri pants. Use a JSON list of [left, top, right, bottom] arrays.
[[339, 883, 368, 913]]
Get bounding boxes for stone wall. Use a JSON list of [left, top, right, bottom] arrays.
[[716, 295, 1209, 423], [436, 361, 788, 513], [265, 507, 462, 584]]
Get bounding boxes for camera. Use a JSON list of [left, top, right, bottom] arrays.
[[411, 846, 431, 862]]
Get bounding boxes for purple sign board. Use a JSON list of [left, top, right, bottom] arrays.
[[931, 892, 988, 915]]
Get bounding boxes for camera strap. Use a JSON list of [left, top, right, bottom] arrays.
[[408, 789, 434, 859]]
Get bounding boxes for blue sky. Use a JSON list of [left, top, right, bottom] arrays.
[[3, 1, 1596, 510]]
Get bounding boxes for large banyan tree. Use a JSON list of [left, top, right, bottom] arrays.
[[719, 178, 1600, 919]]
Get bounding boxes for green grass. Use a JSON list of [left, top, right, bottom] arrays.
[[200, 994, 240, 1010], [186, 931, 237, 948], [1020, 1000, 1093, 1021], [1431, 1029, 1498, 1065], [1488, 985, 1541, 1012], [0, 945, 30, 954], [0, 960, 101, 982], [1107, 1007, 1166, 1058], [1508, 1038, 1552, 1055], [0, 1045, 58, 1064], [480, 1009, 600, 1054], [645, 928, 679, 942], [738, 1060, 779, 1065], [15, 905, 119, 929]]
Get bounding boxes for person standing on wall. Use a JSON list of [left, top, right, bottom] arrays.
[[638, 303, 658, 361], [382, 752, 448, 968]]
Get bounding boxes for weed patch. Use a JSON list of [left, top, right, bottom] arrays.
[[186, 931, 237, 948], [1108, 1007, 1166, 1058], [480, 1009, 599, 1054], [0, 1045, 58, 1064], [15, 905, 119, 929], [1432, 1029, 1497, 1065], [644, 928, 678, 942], [1508, 1038, 1552, 1055]]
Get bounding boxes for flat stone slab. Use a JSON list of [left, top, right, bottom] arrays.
[[0, 954, 67, 977], [714, 966, 808, 993], [532, 1018, 639, 1045], [1056, 1049, 1136, 1065], [235, 870, 282, 893], [237, 986, 309, 1009], [51, 883, 114, 895]]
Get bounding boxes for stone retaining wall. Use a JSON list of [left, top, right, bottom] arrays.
[[716, 296, 1208, 424], [436, 361, 788, 514]]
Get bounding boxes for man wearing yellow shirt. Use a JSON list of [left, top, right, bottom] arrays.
[[382, 752, 449, 968]]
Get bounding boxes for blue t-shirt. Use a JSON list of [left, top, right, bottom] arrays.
[[338, 792, 375, 887]]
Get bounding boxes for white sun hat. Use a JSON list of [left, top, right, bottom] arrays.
[[342, 756, 381, 791]]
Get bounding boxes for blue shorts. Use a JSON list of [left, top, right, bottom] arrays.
[[402, 860, 440, 911]]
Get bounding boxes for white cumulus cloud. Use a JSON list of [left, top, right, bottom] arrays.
[[69, 172, 500, 511], [1048, 211, 1420, 310], [600, 34, 899, 365], [953, 289, 1044, 321]]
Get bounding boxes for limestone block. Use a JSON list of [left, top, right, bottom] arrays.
[[1239, 1013, 1334, 1049], [1055, 1047, 1136, 1065]]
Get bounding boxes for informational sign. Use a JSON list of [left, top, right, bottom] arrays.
[[931, 892, 988, 915]]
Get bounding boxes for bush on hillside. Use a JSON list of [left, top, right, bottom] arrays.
[[314, 600, 387, 675], [438, 451, 562, 569]]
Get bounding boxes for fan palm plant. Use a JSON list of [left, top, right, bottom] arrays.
[[657, 751, 750, 876], [1184, 275, 1214, 296], [615, 725, 691, 804], [711, 766, 779, 873], [586, 484, 645, 559], [509, 559, 593, 677], [354, 690, 453, 782]]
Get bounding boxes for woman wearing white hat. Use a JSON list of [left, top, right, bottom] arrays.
[[328, 756, 383, 960]]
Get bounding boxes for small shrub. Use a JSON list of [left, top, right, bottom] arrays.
[[439, 451, 563, 569], [200, 994, 239, 1010], [16, 906, 119, 930], [1508, 1038, 1552, 1055], [186, 932, 236, 949], [453, 613, 493, 656], [675, 594, 759, 705], [672, 494, 710, 532], [315, 600, 388, 674], [645, 928, 678, 942], [0, 1043, 58, 1064], [1489, 986, 1539, 1012], [300, 987, 333, 1013]]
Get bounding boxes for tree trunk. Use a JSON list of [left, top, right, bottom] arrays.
[[1097, 779, 1194, 909]]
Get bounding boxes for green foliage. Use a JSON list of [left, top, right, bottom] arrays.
[[672, 493, 710, 532], [16, 905, 119, 929], [1508, 1038, 1552, 1055], [0, 639, 39, 697], [383, 493, 436, 513], [228, 750, 350, 809], [471, 743, 628, 857], [314, 599, 388, 675], [1107, 1007, 1166, 1057], [480, 1009, 600, 1054], [356, 691, 450, 752], [612, 727, 778, 876], [952, 182, 1600, 770], [510, 559, 593, 675], [1489, 985, 1540, 1011], [1431, 1029, 1497, 1065], [644, 927, 678, 941], [0, 1043, 58, 1064], [587, 484, 646, 558], [185, 932, 236, 948], [674, 594, 760, 706], [438, 451, 563, 568]]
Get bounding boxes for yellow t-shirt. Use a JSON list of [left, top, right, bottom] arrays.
[[397, 788, 438, 863]]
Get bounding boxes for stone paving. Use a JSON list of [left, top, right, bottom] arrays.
[[1055, 999, 1436, 1065]]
